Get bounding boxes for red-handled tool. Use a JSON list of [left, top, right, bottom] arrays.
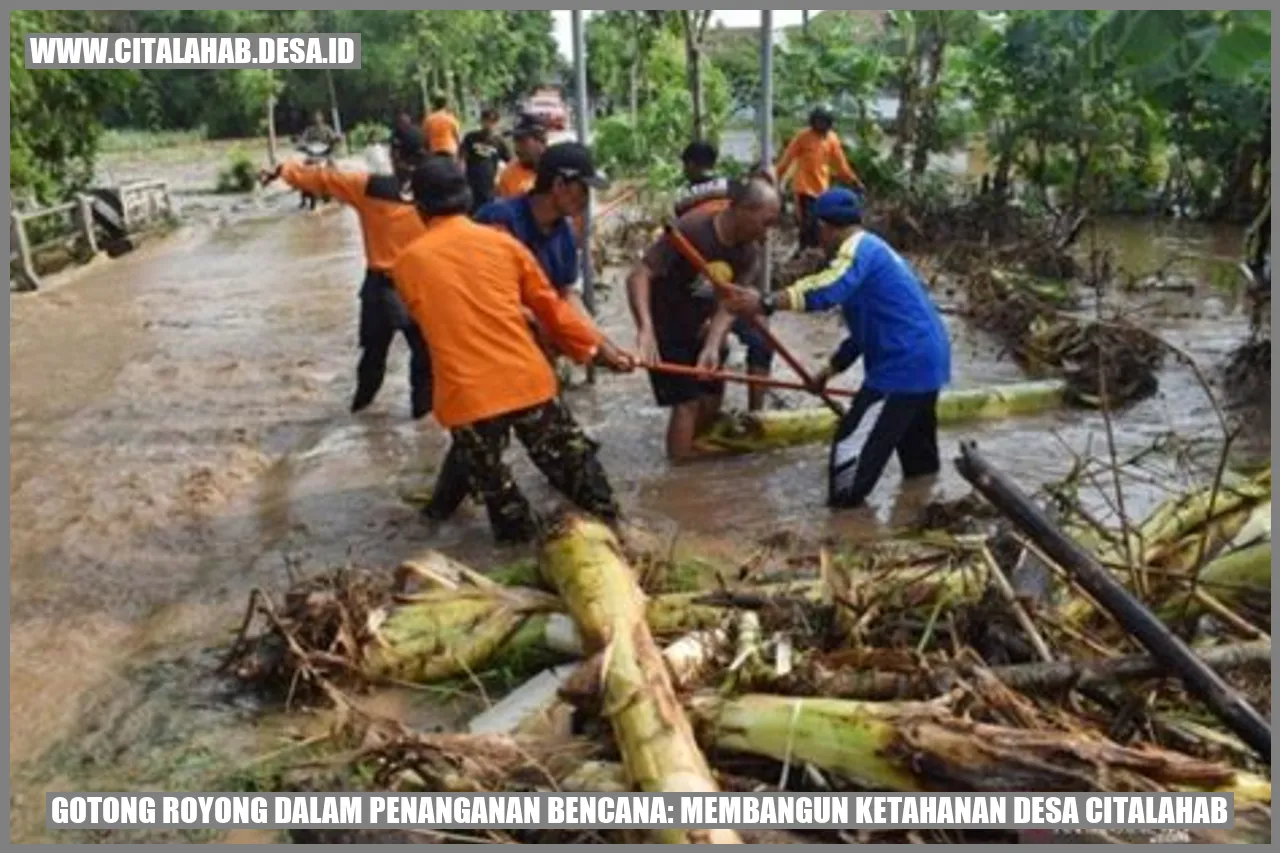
[[661, 220, 847, 416]]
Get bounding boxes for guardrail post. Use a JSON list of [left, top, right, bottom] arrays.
[[10, 210, 40, 291], [76, 194, 99, 256]]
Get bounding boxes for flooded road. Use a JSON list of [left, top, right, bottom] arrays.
[[9, 163, 1265, 840]]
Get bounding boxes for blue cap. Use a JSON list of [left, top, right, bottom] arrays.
[[813, 188, 864, 225]]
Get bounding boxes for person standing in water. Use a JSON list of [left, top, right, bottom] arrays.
[[721, 188, 951, 509], [460, 107, 511, 212], [775, 105, 864, 250], [262, 129, 433, 419]]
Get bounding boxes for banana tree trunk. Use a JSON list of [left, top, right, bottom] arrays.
[[696, 380, 1069, 455], [690, 693, 1271, 803], [540, 514, 742, 844]]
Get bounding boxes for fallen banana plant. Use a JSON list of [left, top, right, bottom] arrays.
[[540, 513, 742, 844], [697, 380, 1069, 455], [690, 693, 1272, 803]]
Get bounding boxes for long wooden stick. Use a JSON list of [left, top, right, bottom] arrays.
[[646, 359, 857, 398], [662, 220, 847, 417], [955, 442, 1272, 763]]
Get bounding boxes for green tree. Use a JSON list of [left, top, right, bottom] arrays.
[[10, 10, 134, 202]]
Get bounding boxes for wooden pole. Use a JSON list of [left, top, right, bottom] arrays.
[[759, 11, 774, 300], [955, 442, 1272, 763]]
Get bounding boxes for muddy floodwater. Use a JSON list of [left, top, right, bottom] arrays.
[[9, 145, 1266, 841]]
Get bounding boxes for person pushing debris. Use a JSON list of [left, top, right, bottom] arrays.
[[395, 156, 634, 544], [775, 106, 864, 250], [628, 176, 782, 462], [261, 128, 433, 420], [670, 141, 777, 413], [722, 188, 952, 508]]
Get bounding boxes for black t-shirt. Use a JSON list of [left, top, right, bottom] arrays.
[[461, 130, 510, 200], [643, 208, 762, 345]]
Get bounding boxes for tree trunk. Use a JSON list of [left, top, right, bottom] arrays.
[[890, 55, 919, 166], [686, 39, 705, 140], [418, 67, 429, 115], [993, 131, 1015, 206], [628, 58, 639, 124], [1069, 139, 1092, 213], [910, 29, 948, 179], [325, 68, 346, 155], [266, 70, 278, 167]]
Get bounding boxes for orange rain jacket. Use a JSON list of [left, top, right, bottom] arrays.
[[774, 128, 861, 199], [391, 215, 602, 428], [280, 161, 424, 271]]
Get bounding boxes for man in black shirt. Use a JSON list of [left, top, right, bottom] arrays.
[[460, 108, 511, 212]]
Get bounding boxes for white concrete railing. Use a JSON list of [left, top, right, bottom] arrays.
[[10, 180, 174, 292]]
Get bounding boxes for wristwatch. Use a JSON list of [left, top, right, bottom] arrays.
[[760, 292, 779, 317]]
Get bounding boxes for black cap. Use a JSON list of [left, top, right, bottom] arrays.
[[537, 141, 609, 190], [809, 104, 836, 124], [410, 154, 472, 214], [511, 113, 547, 140]]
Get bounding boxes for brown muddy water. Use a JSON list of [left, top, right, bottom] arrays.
[[9, 147, 1267, 842]]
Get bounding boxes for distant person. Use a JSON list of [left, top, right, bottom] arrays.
[[673, 140, 731, 217], [670, 141, 775, 413], [775, 105, 863, 249], [261, 129, 433, 420], [460, 107, 511, 211], [389, 111, 419, 162], [721, 188, 951, 509], [627, 177, 782, 462], [300, 109, 340, 149], [495, 114, 547, 199], [296, 109, 342, 209], [394, 156, 634, 544], [422, 93, 461, 157]]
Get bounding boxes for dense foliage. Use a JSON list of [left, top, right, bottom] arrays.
[[10, 8, 1269, 225]]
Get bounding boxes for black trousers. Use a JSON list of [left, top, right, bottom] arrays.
[[828, 387, 941, 508], [425, 400, 618, 544], [353, 271, 432, 419], [797, 194, 821, 249]]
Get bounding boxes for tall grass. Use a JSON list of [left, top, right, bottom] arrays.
[[100, 128, 208, 153]]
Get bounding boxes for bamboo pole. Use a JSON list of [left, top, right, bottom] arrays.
[[540, 514, 742, 844], [956, 442, 1272, 763]]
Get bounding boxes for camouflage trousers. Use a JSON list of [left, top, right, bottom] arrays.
[[426, 399, 618, 543]]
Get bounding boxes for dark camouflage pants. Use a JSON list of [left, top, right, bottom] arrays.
[[426, 399, 618, 543]]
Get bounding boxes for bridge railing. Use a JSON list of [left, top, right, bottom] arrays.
[[10, 180, 175, 292]]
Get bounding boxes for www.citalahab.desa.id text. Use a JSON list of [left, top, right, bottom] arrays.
[[24, 34, 360, 68]]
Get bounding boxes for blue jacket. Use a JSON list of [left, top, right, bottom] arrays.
[[784, 230, 951, 394], [473, 195, 580, 293]]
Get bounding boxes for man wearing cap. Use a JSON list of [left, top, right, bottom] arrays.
[[775, 106, 864, 250], [495, 114, 548, 200], [722, 188, 951, 509], [628, 177, 782, 462], [460, 107, 511, 211], [392, 156, 635, 544], [474, 141, 606, 318], [261, 128, 433, 420]]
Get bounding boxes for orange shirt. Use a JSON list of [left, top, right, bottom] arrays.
[[774, 128, 860, 199], [495, 161, 537, 199], [423, 110, 461, 155], [391, 216, 602, 428], [280, 161, 424, 271]]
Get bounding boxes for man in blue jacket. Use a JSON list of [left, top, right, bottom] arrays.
[[722, 187, 952, 508]]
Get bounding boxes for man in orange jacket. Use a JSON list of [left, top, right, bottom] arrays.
[[422, 93, 461, 157], [495, 113, 547, 199], [775, 105, 864, 250], [262, 129, 432, 419], [394, 156, 634, 543]]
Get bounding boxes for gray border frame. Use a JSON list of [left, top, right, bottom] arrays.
[[6, 2, 1276, 851]]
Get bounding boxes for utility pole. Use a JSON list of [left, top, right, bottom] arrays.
[[760, 11, 774, 294], [572, 9, 597, 384]]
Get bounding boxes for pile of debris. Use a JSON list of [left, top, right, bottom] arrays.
[[963, 269, 1165, 407], [224, 451, 1272, 844]]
